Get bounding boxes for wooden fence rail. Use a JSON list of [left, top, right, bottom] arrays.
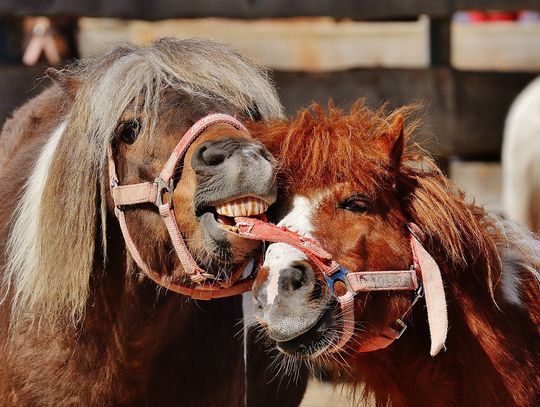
[[0, 65, 534, 159]]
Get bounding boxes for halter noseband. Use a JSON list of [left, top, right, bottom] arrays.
[[108, 113, 257, 300], [233, 217, 448, 356]]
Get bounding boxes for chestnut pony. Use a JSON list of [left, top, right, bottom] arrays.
[[0, 39, 307, 406], [249, 102, 540, 406]]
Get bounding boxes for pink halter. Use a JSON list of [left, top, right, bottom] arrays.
[[108, 113, 257, 300], [107, 112, 448, 354], [232, 217, 448, 356]]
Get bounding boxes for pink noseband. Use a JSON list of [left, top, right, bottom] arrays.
[[108, 113, 257, 300]]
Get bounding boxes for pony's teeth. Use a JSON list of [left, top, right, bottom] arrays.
[[214, 197, 269, 217]]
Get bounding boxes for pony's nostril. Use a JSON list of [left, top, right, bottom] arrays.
[[201, 147, 226, 166], [280, 265, 308, 292], [291, 273, 303, 290], [194, 141, 230, 168]]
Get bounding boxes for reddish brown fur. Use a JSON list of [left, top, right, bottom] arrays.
[[250, 101, 540, 407]]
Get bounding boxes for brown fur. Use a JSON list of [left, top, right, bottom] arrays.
[[0, 85, 68, 170], [0, 39, 307, 407], [250, 101, 540, 407]]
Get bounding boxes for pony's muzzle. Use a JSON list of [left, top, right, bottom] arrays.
[[191, 137, 277, 207], [192, 138, 274, 168], [253, 255, 330, 343]]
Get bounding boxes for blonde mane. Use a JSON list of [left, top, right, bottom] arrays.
[[3, 38, 282, 328]]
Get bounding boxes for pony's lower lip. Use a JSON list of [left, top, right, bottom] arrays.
[[211, 211, 267, 233], [200, 212, 229, 244], [274, 306, 337, 358]]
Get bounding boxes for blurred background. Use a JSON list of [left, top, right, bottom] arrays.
[[0, 1, 538, 405]]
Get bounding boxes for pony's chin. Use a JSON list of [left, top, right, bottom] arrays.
[[274, 306, 341, 359]]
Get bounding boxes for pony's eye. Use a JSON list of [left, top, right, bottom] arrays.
[[116, 120, 140, 144], [339, 194, 371, 213]]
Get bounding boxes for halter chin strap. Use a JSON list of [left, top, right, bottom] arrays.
[[108, 113, 257, 300], [233, 217, 448, 356]]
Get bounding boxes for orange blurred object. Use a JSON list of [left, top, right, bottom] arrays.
[[467, 11, 519, 22]]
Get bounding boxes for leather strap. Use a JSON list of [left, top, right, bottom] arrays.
[[111, 182, 158, 207], [108, 113, 255, 300], [234, 217, 339, 275], [158, 205, 206, 280], [409, 225, 448, 356], [346, 269, 419, 292], [329, 291, 355, 353], [233, 217, 447, 356]]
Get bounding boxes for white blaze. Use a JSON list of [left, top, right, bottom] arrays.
[[264, 195, 319, 306]]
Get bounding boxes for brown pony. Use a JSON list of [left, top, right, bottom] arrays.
[[249, 102, 540, 406], [0, 38, 308, 406]]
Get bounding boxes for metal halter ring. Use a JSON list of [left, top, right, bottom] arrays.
[[325, 266, 353, 297], [155, 176, 175, 207]]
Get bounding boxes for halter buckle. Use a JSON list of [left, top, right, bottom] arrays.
[[411, 283, 424, 306], [155, 177, 174, 207], [390, 318, 408, 339], [387, 283, 423, 341], [325, 266, 353, 297]]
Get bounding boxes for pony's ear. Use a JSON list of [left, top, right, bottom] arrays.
[[46, 68, 79, 100], [382, 114, 404, 172]]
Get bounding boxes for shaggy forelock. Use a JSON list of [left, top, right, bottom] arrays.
[[73, 37, 282, 166], [248, 100, 418, 195], [3, 38, 282, 329]]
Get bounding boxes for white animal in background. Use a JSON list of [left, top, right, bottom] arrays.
[[502, 76, 540, 234]]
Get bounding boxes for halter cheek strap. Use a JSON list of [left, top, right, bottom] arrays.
[[108, 113, 257, 300], [234, 217, 448, 356]]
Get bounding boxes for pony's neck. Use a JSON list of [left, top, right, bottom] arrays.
[[350, 261, 536, 407], [75, 223, 247, 405]]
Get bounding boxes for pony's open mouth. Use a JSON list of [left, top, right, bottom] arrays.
[[215, 196, 269, 218], [199, 196, 270, 230], [197, 195, 272, 268], [275, 305, 340, 359]]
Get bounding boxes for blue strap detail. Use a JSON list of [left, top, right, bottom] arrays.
[[324, 266, 352, 296]]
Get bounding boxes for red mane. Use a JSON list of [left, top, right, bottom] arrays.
[[250, 101, 502, 292], [251, 101, 540, 406]]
